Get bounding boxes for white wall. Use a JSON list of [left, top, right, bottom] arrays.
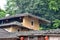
[[49, 37, 60, 40]]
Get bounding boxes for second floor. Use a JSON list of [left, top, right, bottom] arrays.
[[0, 13, 50, 30]]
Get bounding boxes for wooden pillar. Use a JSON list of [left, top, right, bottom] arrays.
[[45, 36, 49, 40]]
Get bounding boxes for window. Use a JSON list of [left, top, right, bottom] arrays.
[[17, 29, 20, 32], [31, 20, 34, 26]]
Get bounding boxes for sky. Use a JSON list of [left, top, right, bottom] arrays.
[[0, 0, 7, 10]]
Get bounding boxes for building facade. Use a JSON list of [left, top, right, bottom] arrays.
[[0, 13, 54, 40], [0, 29, 59, 40], [0, 13, 50, 32]]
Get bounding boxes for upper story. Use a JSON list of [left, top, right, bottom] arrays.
[[0, 13, 50, 30]]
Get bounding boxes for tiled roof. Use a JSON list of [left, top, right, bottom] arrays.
[[14, 29, 60, 36], [0, 21, 22, 27], [0, 28, 17, 38], [0, 28, 60, 38], [0, 13, 50, 23], [0, 21, 33, 30]]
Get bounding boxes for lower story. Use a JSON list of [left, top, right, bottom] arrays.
[[0, 36, 60, 40]]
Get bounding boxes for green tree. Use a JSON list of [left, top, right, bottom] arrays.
[[6, 0, 60, 29], [53, 19, 60, 28], [6, 0, 60, 18], [0, 9, 6, 18], [6, 0, 17, 15]]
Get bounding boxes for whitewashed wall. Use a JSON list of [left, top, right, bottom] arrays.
[[49, 37, 60, 40]]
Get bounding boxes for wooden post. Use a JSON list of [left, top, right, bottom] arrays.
[[45, 36, 48, 40]]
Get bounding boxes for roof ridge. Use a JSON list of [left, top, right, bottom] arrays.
[[0, 13, 50, 23]]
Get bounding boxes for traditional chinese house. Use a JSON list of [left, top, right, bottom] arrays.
[[13, 29, 60, 40], [0, 29, 60, 40], [0, 13, 57, 40], [0, 13, 50, 32]]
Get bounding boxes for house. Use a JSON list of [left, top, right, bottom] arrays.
[[0, 28, 60, 40], [0, 13, 50, 32], [14, 29, 60, 40], [0, 13, 53, 40], [0, 28, 18, 40], [0, 13, 60, 40]]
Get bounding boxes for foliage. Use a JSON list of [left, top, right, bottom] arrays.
[[6, 0, 17, 15], [5, 0, 60, 29], [0, 9, 6, 18], [53, 19, 60, 28], [39, 26, 43, 30], [6, 0, 60, 18], [48, 0, 58, 11]]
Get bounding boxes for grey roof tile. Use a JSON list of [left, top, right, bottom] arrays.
[[0, 13, 50, 23], [0, 28, 60, 38], [0, 28, 17, 38], [0, 21, 34, 30]]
